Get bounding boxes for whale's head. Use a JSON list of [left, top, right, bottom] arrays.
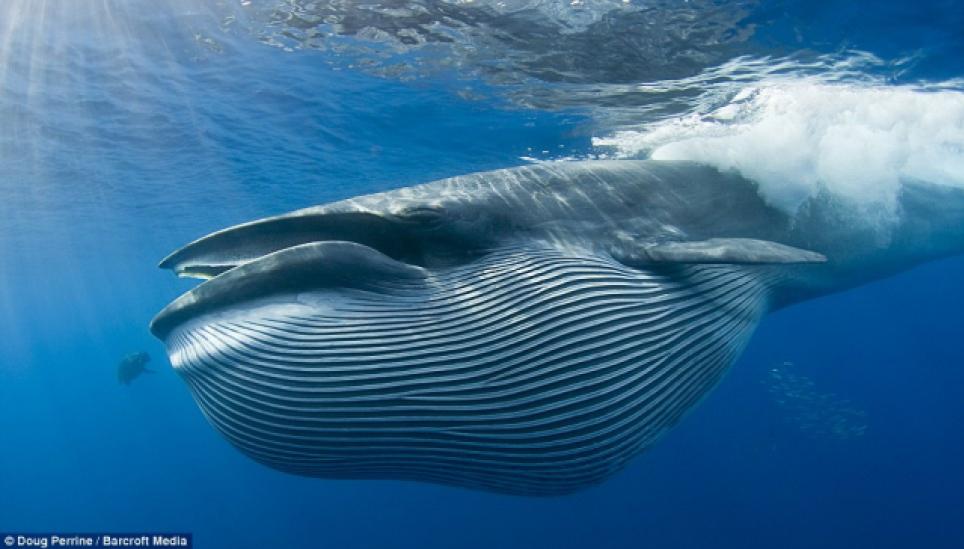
[[150, 160, 964, 495]]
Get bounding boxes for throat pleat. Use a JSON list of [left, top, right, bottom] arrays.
[[165, 245, 774, 495]]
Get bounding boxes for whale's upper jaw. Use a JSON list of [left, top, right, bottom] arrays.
[[156, 202, 502, 282], [157, 209, 431, 278]]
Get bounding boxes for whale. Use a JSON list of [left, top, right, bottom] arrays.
[[150, 160, 964, 495]]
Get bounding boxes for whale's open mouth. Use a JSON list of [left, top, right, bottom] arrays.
[[149, 206, 500, 339], [169, 264, 232, 280]]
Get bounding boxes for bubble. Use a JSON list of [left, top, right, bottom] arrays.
[[595, 81, 964, 228]]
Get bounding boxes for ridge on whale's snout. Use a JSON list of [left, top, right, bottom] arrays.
[[157, 212, 433, 278]]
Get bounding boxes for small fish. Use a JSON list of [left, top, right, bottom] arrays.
[[766, 361, 868, 441], [117, 351, 153, 385]]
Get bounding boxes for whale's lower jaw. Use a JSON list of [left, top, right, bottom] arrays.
[[163, 246, 774, 496]]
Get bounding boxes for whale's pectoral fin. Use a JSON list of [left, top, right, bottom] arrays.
[[610, 238, 827, 266]]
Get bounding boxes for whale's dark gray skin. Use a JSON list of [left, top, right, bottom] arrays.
[[150, 160, 964, 495], [117, 352, 153, 385]]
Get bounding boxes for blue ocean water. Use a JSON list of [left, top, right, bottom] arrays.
[[1, 1, 962, 548]]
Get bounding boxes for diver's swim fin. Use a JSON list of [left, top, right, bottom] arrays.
[[611, 237, 826, 266]]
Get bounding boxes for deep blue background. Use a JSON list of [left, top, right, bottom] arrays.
[[1, 1, 962, 548]]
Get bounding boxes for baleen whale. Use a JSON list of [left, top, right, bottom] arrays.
[[151, 160, 964, 495]]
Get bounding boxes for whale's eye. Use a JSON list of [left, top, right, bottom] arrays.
[[396, 205, 448, 228]]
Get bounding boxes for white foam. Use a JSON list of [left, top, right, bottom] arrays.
[[593, 82, 964, 220]]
